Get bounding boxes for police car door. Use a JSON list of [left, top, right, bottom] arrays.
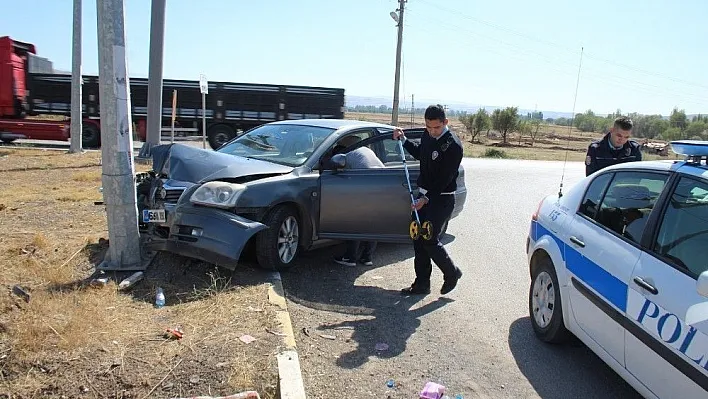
[[625, 173, 708, 397], [565, 170, 669, 366]]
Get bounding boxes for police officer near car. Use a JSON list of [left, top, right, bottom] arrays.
[[585, 116, 642, 176], [393, 104, 464, 296]]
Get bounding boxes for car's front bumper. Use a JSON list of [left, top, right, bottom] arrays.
[[144, 203, 267, 270]]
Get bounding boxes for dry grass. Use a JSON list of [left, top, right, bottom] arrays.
[[344, 111, 674, 162], [0, 149, 280, 398]]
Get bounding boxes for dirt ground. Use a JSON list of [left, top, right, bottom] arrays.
[[0, 149, 280, 398]]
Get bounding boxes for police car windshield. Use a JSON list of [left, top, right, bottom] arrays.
[[217, 124, 335, 167]]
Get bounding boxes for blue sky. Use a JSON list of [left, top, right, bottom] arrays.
[[3, 0, 707, 116]]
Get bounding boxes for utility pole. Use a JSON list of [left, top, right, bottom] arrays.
[[96, 0, 143, 271], [390, 0, 406, 127], [411, 94, 414, 127], [69, 0, 82, 153], [139, 0, 167, 159]]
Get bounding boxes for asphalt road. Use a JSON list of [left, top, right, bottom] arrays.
[[282, 158, 644, 398]]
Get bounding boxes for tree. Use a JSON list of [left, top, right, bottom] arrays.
[[459, 109, 490, 143], [670, 107, 688, 130], [529, 119, 542, 146], [491, 106, 519, 144], [686, 121, 707, 139]]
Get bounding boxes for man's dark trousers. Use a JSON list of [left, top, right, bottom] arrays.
[[412, 194, 457, 288]]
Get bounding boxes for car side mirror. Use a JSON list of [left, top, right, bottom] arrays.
[[331, 153, 346, 169], [697, 271, 708, 298]]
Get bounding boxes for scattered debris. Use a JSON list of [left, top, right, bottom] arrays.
[[89, 277, 109, 288], [0, 204, 5, 211], [189, 374, 200, 384], [117, 271, 144, 290], [318, 334, 336, 340], [239, 334, 256, 344], [375, 342, 389, 351], [420, 382, 446, 399], [247, 306, 264, 312], [302, 327, 311, 337], [163, 327, 184, 340], [265, 328, 287, 337], [333, 326, 354, 330], [387, 379, 395, 388], [171, 392, 261, 399], [12, 285, 30, 303]]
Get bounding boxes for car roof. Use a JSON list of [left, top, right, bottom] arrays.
[[268, 118, 393, 130], [599, 157, 708, 179]]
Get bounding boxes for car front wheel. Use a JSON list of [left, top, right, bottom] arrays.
[[256, 205, 300, 271], [529, 255, 570, 343]]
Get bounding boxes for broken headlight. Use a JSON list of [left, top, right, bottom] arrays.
[[190, 181, 246, 209]]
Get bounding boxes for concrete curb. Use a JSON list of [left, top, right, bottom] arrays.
[[267, 272, 306, 399]]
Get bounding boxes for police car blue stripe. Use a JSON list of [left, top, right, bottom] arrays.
[[531, 220, 628, 312], [564, 245, 628, 312], [532, 221, 566, 261]]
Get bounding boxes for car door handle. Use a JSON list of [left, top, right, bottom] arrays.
[[633, 277, 659, 295], [569, 236, 585, 247]]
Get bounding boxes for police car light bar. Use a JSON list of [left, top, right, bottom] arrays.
[[670, 140, 708, 160]]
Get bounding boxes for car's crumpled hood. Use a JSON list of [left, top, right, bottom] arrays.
[[151, 143, 293, 183]]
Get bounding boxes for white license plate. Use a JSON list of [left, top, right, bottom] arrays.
[[142, 209, 166, 223]]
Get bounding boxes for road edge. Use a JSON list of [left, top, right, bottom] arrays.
[[267, 272, 306, 399]]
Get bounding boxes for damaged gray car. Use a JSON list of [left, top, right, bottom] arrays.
[[136, 119, 467, 271]]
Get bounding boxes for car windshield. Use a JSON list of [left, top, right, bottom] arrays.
[[216, 124, 335, 167]]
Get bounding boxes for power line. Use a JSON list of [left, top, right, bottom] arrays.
[[403, 14, 708, 110], [413, 0, 708, 91]]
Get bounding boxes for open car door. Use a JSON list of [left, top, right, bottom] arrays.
[[317, 128, 423, 243]]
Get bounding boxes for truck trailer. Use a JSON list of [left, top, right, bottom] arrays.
[[0, 36, 346, 149]]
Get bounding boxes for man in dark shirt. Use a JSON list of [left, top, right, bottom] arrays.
[[585, 116, 642, 176], [393, 104, 464, 295]]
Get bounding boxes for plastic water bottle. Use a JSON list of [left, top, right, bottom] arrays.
[[155, 287, 165, 308]]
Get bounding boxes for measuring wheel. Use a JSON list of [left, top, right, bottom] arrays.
[[409, 220, 421, 240], [421, 221, 433, 240]]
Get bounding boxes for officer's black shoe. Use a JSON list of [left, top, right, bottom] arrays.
[[400, 284, 431, 295], [441, 268, 463, 295]]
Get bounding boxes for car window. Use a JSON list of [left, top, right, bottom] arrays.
[[579, 173, 613, 219], [217, 124, 335, 166], [593, 171, 668, 244], [381, 137, 420, 164], [653, 176, 708, 277]]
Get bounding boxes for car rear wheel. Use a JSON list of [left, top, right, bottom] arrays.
[[256, 205, 300, 271], [529, 255, 570, 343]]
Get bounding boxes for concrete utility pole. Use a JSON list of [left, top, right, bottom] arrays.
[[69, 0, 82, 153], [139, 0, 167, 159], [96, 0, 143, 271], [391, 0, 406, 127]]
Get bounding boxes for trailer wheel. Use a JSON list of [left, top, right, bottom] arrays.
[[82, 124, 101, 148], [207, 124, 235, 150]]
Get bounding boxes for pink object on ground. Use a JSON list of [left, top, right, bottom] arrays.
[[420, 382, 446, 399]]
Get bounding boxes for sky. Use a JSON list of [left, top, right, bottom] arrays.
[[2, 0, 708, 116]]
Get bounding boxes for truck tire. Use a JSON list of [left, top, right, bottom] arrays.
[[82, 123, 101, 148], [207, 124, 235, 150]]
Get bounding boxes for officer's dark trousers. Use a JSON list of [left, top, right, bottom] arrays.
[[411, 195, 458, 288]]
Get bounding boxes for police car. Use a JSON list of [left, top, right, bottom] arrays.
[[527, 140, 708, 398]]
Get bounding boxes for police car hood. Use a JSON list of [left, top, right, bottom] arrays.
[[150, 143, 293, 183]]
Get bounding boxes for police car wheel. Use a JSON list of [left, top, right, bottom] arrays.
[[529, 256, 570, 344]]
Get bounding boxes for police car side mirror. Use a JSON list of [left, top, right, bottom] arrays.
[[697, 271, 708, 298], [331, 154, 346, 169]]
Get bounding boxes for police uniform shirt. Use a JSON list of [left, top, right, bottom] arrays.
[[402, 128, 463, 197], [585, 131, 642, 176]]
